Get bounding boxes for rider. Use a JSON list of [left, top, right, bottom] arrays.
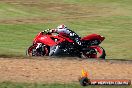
[[44, 24, 82, 49]]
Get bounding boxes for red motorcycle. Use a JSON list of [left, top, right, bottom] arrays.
[[26, 31, 106, 59]]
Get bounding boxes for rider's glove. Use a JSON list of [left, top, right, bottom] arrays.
[[50, 29, 57, 33], [42, 29, 51, 34]]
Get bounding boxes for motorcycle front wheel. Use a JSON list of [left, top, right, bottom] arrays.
[[26, 44, 49, 56]]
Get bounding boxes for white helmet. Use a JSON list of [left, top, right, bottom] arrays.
[[57, 24, 68, 29]]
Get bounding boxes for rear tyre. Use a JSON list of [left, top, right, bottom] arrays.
[[82, 46, 106, 59]]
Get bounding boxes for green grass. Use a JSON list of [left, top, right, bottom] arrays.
[[0, 0, 132, 59], [0, 82, 131, 88]]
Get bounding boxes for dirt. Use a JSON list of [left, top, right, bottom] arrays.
[[0, 57, 132, 83]]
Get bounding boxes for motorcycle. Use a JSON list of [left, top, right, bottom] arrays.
[[26, 31, 106, 59]]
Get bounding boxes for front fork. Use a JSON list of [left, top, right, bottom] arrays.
[[35, 43, 42, 49], [33, 43, 44, 56]]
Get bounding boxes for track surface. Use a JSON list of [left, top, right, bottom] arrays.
[[0, 57, 132, 83]]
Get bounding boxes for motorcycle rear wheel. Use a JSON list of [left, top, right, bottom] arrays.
[[82, 46, 106, 59]]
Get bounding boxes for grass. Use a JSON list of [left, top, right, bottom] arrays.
[[0, 0, 132, 59], [0, 82, 131, 88]]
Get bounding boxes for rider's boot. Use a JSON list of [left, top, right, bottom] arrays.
[[75, 39, 83, 58]]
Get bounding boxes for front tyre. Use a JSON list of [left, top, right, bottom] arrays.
[[26, 44, 49, 56]]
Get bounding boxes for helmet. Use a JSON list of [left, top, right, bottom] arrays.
[[57, 24, 68, 29]]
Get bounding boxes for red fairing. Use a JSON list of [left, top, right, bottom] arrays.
[[33, 32, 42, 43], [81, 34, 105, 42], [33, 32, 74, 46], [58, 33, 74, 43], [33, 32, 56, 46]]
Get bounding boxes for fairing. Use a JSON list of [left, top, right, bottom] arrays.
[[33, 32, 56, 46], [81, 34, 105, 42], [33, 32, 74, 46]]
